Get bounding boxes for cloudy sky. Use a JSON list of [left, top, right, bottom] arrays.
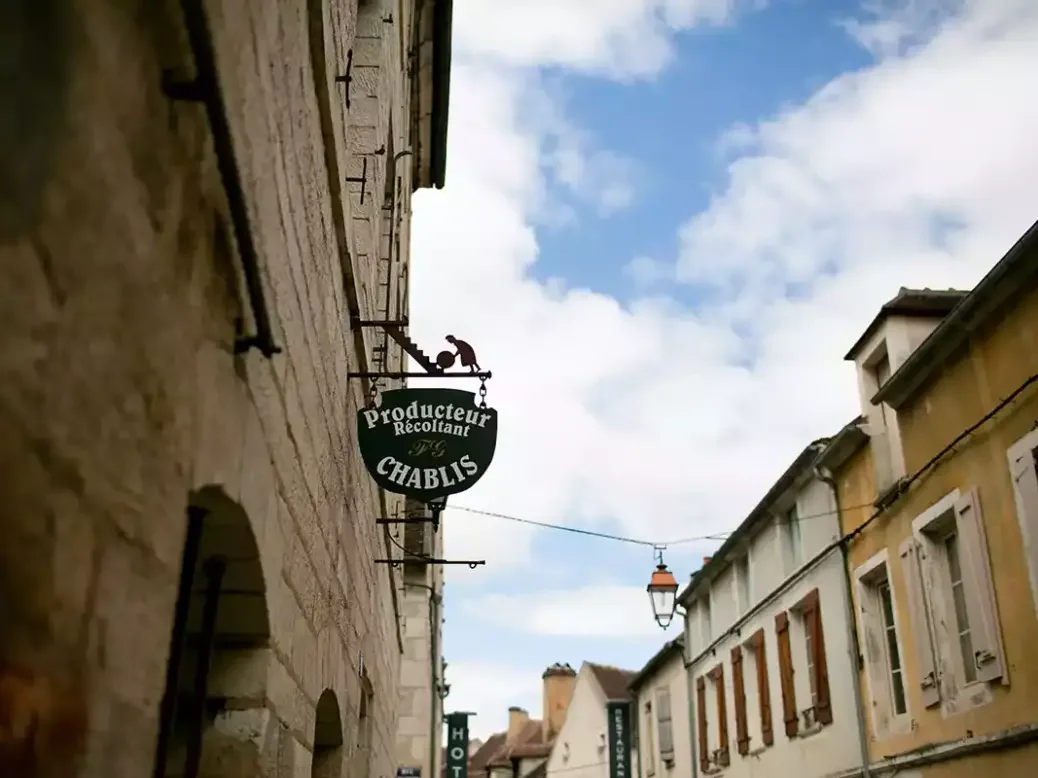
[[408, 0, 1038, 740]]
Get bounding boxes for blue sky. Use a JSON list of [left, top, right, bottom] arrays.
[[409, 0, 1038, 739]]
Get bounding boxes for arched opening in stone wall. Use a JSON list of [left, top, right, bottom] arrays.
[[152, 485, 271, 778], [312, 689, 344, 778]]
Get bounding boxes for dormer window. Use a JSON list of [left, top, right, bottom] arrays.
[[874, 351, 891, 388]]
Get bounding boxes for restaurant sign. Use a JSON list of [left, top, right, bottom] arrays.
[[357, 388, 498, 501], [606, 700, 632, 778]]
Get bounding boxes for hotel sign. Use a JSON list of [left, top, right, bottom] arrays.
[[357, 388, 498, 501], [445, 712, 471, 778]]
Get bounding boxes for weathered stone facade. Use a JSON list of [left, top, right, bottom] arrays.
[[0, 1, 450, 776], [395, 499, 445, 778]]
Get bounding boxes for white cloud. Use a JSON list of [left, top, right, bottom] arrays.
[[413, 0, 1038, 729], [454, 0, 748, 79], [445, 660, 544, 740], [462, 586, 686, 638]]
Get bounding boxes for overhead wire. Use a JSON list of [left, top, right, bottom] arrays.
[[447, 371, 1038, 553], [448, 499, 882, 550]]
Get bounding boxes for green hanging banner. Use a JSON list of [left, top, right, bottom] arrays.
[[606, 700, 632, 778], [445, 712, 471, 778], [357, 388, 498, 501]]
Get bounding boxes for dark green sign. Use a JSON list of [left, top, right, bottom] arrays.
[[445, 712, 470, 778], [357, 388, 498, 501], [606, 700, 632, 778]]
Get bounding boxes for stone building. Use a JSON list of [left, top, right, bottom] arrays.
[[395, 497, 447, 778], [0, 0, 451, 776]]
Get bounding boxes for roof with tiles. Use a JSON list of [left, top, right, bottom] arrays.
[[587, 663, 637, 700]]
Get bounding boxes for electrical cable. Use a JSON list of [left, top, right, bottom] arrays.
[[449, 500, 880, 549], [447, 371, 1038, 554]]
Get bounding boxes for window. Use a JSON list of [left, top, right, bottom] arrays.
[[780, 592, 833, 735], [944, 531, 976, 684], [745, 630, 773, 748], [708, 665, 729, 767], [731, 646, 749, 756], [736, 555, 752, 614], [874, 352, 891, 387], [1008, 431, 1038, 619], [878, 581, 908, 715], [855, 553, 910, 736], [907, 489, 1006, 710], [644, 700, 656, 776], [702, 594, 713, 645], [655, 687, 674, 766], [784, 506, 803, 571]]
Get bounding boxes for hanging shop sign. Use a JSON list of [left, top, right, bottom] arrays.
[[444, 712, 471, 778], [606, 700, 632, 778], [357, 387, 498, 501]]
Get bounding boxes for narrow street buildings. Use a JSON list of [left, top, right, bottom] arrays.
[[630, 636, 691, 778], [545, 663, 637, 778], [828, 221, 1038, 775], [678, 443, 866, 778], [465, 663, 578, 778], [1, 1, 451, 776]]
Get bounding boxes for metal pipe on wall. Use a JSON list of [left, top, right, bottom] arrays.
[[814, 465, 872, 778]]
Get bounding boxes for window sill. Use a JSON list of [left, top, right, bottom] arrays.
[[797, 722, 827, 739], [873, 714, 913, 740]]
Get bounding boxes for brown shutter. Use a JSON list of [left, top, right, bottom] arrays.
[[802, 589, 832, 725], [749, 629, 773, 746], [731, 646, 749, 755], [696, 676, 708, 772], [775, 611, 798, 737], [710, 664, 729, 766]]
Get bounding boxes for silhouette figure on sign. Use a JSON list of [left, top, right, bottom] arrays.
[[446, 335, 480, 373]]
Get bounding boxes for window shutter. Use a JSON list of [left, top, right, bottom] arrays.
[[898, 537, 940, 707], [710, 665, 729, 766], [954, 489, 1006, 684], [856, 577, 891, 731], [696, 677, 708, 772], [656, 687, 674, 762], [1010, 445, 1038, 607], [775, 611, 798, 737], [749, 629, 773, 746], [802, 589, 832, 725], [731, 646, 749, 755]]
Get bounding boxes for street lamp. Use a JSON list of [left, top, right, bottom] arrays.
[[647, 561, 679, 629]]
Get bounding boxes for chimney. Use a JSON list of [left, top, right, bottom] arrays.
[[703, 556, 712, 566], [541, 663, 577, 741], [506, 707, 529, 746]]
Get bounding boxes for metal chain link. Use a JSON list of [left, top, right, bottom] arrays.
[[367, 377, 381, 408], [478, 375, 488, 409]]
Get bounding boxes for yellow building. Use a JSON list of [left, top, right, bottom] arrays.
[[819, 220, 1038, 777]]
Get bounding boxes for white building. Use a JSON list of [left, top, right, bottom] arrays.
[[546, 662, 638, 778], [630, 636, 693, 778], [679, 438, 869, 778]]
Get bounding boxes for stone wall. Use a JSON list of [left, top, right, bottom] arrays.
[[0, 0, 423, 775]]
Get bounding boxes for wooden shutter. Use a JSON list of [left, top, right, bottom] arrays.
[[696, 676, 708, 772], [656, 687, 674, 762], [898, 537, 941, 707], [748, 629, 773, 746], [709, 664, 729, 766], [801, 589, 832, 725], [1010, 443, 1038, 609], [954, 489, 1006, 684], [731, 646, 749, 755], [775, 611, 798, 737]]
